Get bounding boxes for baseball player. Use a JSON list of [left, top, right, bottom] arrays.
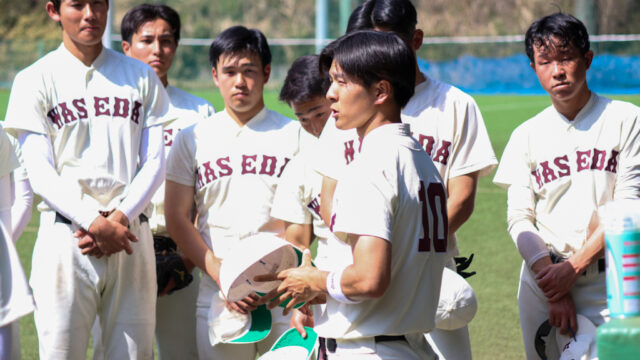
[[164, 25, 301, 359], [3, 0, 170, 358], [259, 30, 448, 360], [493, 13, 640, 359], [316, 1, 497, 358], [120, 4, 215, 359], [0, 124, 35, 360]]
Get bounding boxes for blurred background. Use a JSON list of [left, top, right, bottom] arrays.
[[1, 0, 639, 93]]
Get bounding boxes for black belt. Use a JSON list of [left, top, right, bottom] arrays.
[[322, 335, 407, 354], [55, 212, 148, 225]]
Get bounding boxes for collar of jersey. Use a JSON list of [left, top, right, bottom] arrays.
[[221, 106, 269, 134], [360, 122, 410, 153], [56, 42, 108, 72], [553, 91, 597, 128]]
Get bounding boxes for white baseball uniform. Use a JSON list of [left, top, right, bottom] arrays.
[[166, 107, 301, 359], [0, 124, 35, 360], [3, 43, 170, 359], [316, 123, 448, 359], [316, 73, 497, 359], [493, 93, 640, 359], [154, 86, 215, 360]]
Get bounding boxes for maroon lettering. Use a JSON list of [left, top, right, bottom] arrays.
[[217, 157, 233, 177], [164, 129, 173, 147], [131, 100, 142, 124], [532, 168, 543, 188], [202, 161, 217, 183], [113, 97, 130, 118], [242, 155, 257, 174], [554, 155, 571, 177], [605, 150, 619, 173], [277, 157, 291, 177], [433, 140, 452, 165], [576, 150, 592, 171], [58, 102, 77, 124], [540, 161, 557, 184], [591, 148, 607, 170], [419, 134, 436, 155], [47, 107, 63, 129], [307, 197, 321, 216], [418, 181, 448, 252], [259, 155, 277, 176], [94, 97, 110, 116], [196, 169, 204, 189], [72, 99, 88, 119], [344, 140, 356, 165]]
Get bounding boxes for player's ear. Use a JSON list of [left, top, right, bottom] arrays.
[[211, 67, 220, 87], [46, 1, 61, 23], [411, 29, 424, 52], [262, 64, 271, 84], [584, 50, 594, 70], [121, 41, 131, 56], [373, 80, 391, 105], [530, 62, 536, 72]]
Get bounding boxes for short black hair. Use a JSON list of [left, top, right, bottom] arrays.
[[525, 13, 590, 63], [346, 0, 417, 41], [280, 55, 330, 105], [121, 4, 181, 44], [319, 30, 416, 108], [50, 0, 109, 13], [209, 26, 271, 70]]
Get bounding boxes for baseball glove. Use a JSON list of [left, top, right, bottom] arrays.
[[155, 235, 193, 295], [454, 253, 477, 278]]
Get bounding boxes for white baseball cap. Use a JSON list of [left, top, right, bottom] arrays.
[[555, 314, 598, 360], [208, 291, 273, 345], [220, 233, 300, 302], [258, 327, 319, 360], [434, 267, 478, 330]]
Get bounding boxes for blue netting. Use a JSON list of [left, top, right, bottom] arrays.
[[417, 54, 640, 94]]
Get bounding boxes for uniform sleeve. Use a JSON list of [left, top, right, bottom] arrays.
[[448, 97, 498, 179], [166, 127, 197, 187], [271, 156, 312, 225], [493, 126, 532, 188], [3, 70, 51, 137], [613, 111, 640, 200], [0, 125, 19, 178], [142, 70, 172, 128], [331, 161, 396, 242]]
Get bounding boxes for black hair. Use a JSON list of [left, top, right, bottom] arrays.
[[319, 30, 416, 108], [346, 0, 417, 41], [50, 0, 109, 13], [209, 26, 271, 70], [280, 55, 330, 105], [525, 12, 590, 63], [121, 3, 181, 44]]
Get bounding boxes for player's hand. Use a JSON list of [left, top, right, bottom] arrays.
[[290, 304, 314, 338], [88, 215, 138, 256], [108, 209, 130, 228], [75, 229, 104, 258], [255, 249, 323, 315], [536, 261, 580, 302], [548, 293, 578, 336], [226, 293, 261, 315]]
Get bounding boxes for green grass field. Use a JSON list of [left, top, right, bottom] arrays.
[[3, 89, 640, 359]]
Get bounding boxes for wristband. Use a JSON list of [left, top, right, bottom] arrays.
[[326, 267, 361, 304]]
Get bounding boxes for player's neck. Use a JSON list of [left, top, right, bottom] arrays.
[[225, 100, 265, 127], [62, 33, 103, 66], [357, 108, 401, 139], [551, 86, 592, 121], [415, 64, 426, 86]]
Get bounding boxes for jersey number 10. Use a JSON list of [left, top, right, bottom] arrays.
[[418, 181, 448, 252]]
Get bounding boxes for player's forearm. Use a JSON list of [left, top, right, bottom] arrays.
[[283, 222, 314, 250], [446, 173, 478, 234], [18, 131, 99, 230], [320, 176, 337, 227], [117, 125, 165, 222], [10, 175, 33, 242], [568, 224, 605, 274], [169, 216, 218, 281]]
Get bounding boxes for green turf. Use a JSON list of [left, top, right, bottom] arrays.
[[6, 91, 640, 359]]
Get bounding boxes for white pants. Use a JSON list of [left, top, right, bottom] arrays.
[[518, 261, 607, 360], [425, 258, 473, 360], [31, 211, 156, 360], [195, 275, 289, 359], [327, 333, 437, 360], [155, 269, 200, 360]]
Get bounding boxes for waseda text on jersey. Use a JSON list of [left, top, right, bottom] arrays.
[[343, 134, 452, 166], [196, 155, 291, 189], [531, 147, 619, 189], [46, 97, 144, 129]]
